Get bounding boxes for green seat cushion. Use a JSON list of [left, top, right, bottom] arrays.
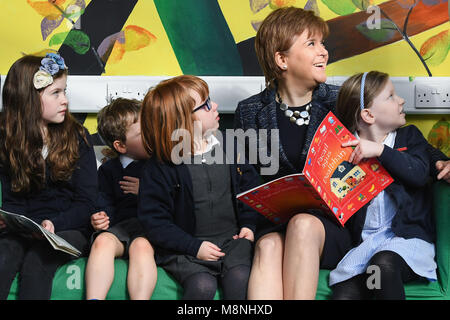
[[8, 258, 222, 300], [6, 182, 450, 300]]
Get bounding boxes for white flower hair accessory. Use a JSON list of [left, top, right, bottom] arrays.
[[33, 53, 68, 90]]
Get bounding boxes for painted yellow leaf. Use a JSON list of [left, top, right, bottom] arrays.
[[123, 25, 157, 52], [108, 42, 126, 64], [107, 26, 157, 64], [420, 30, 450, 66], [428, 118, 449, 157], [27, 0, 66, 17], [269, 0, 296, 9]]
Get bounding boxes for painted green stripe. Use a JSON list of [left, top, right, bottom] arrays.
[[154, 0, 243, 76]]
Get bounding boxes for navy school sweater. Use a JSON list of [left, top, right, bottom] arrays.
[[137, 133, 262, 260], [346, 125, 436, 245], [96, 157, 146, 226], [0, 129, 97, 235]]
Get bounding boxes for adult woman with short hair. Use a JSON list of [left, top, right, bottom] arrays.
[[234, 7, 448, 300]]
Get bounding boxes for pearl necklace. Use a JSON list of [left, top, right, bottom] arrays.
[[276, 92, 311, 126]]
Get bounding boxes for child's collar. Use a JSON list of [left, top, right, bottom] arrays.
[[194, 134, 220, 156], [119, 154, 136, 168]]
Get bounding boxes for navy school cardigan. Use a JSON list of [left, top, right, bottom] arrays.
[[0, 129, 98, 235], [346, 125, 436, 245], [96, 157, 146, 226], [137, 133, 262, 259]]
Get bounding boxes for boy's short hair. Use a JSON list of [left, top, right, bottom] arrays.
[[97, 98, 141, 154], [255, 7, 329, 89]]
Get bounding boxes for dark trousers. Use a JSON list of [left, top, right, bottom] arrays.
[[0, 230, 88, 300]]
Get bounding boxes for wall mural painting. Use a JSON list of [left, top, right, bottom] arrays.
[[240, 0, 450, 76], [24, 0, 156, 74], [428, 118, 450, 157], [0, 0, 449, 150], [2, 0, 449, 76]]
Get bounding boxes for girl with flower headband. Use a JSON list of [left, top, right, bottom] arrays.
[[0, 54, 97, 299], [329, 71, 437, 299]]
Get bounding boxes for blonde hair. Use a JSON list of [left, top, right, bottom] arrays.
[[255, 7, 329, 89], [141, 75, 209, 163]]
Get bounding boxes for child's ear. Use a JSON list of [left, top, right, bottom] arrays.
[[360, 108, 375, 125], [113, 140, 127, 154]]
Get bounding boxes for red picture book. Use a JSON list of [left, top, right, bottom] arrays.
[[237, 111, 394, 226]]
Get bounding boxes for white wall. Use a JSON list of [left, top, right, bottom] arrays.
[[1, 75, 449, 114]]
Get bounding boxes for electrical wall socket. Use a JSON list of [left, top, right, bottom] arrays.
[[415, 83, 450, 108], [106, 82, 149, 103], [107, 83, 149, 102], [105, 76, 168, 104]]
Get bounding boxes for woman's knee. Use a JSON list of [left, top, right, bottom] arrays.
[[254, 233, 284, 259], [286, 214, 325, 243]]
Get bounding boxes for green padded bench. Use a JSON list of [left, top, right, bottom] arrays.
[[315, 181, 450, 300], [4, 181, 450, 300]]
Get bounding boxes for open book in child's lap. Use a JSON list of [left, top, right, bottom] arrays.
[[237, 112, 394, 226], [0, 208, 81, 257]]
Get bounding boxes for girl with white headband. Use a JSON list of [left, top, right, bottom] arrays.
[[330, 71, 437, 299]]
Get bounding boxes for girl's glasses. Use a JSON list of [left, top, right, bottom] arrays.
[[192, 97, 212, 113]]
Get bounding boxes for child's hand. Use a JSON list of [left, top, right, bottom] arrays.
[[41, 219, 55, 233], [197, 241, 225, 261], [342, 139, 384, 165], [120, 176, 139, 195], [0, 216, 6, 230], [91, 211, 110, 231], [232, 227, 254, 242], [436, 160, 450, 183]]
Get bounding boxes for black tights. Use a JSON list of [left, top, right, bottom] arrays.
[[0, 231, 88, 300], [182, 264, 250, 300], [332, 250, 419, 300]]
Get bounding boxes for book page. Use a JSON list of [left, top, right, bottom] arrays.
[[0, 208, 81, 257]]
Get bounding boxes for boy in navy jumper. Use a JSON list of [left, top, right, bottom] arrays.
[[85, 98, 157, 300]]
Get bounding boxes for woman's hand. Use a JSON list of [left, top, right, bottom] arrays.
[[232, 227, 254, 242], [196, 241, 225, 261], [342, 139, 384, 165], [41, 219, 55, 233]]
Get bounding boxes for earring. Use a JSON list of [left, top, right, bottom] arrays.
[[283, 65, 287, 69]]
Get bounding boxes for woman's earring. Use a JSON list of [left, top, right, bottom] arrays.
[[283, 65, 287, 70]]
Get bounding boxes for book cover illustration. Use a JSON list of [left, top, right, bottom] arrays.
[[238, 112, 394, 226]]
